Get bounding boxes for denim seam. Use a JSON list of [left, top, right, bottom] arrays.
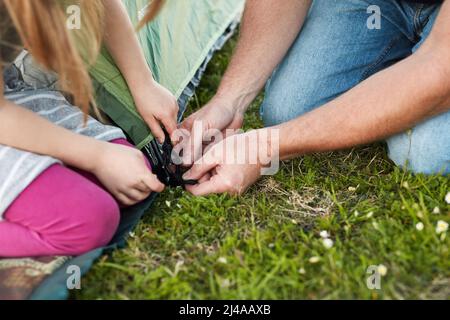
[[405, 129, 413, 169], [360, 35, 403, 82], [413, 4, 425, 39]]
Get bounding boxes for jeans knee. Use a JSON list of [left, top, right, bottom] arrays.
[[261, 76, 322, 127], [387, 113, 450, 175]]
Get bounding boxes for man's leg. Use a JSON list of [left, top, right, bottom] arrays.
[[387, 4, 449, 175], [261, 0, 417, 126]]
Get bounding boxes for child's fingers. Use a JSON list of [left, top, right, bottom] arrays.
[[161, 115, 178, 137], [142, 173, 165, 193], [146, 116, 165, 143], [122, 188, 149, 202], [135, 180, 151, 193], [116, 192, 136, 206]]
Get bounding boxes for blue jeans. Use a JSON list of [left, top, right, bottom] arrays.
[[261, 0, 450, 175]]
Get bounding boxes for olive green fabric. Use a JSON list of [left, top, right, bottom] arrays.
[[90, 0, 244, 148]]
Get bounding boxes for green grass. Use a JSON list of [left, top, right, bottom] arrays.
[[76, 36, 450, 300]]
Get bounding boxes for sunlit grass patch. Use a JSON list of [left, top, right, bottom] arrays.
[[76, 36, 449, 300]]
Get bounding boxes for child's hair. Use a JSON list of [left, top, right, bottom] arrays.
[[137, 0, 165, 30], [2, 0, 164, 114]]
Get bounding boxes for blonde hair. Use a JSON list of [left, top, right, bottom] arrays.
[[2, 0, 164, 114], [137, 0, 165, 30]]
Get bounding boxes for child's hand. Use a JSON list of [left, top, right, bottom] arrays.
[[93, 143, 165, 206], [133, 81, 179, 143]]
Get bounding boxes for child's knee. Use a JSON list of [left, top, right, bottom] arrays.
[[78, 191, 120, 252], [3, 164, 121, 256], [46, 188, 121, 255]]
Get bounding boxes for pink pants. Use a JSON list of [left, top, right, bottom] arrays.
[[0, 139, 145, 258]]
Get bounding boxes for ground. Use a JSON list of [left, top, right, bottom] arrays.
[[76, 36, 450, 300]]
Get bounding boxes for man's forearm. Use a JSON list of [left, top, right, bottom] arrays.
[[215, 0, 312, 112], [278, 43, 450, 159]]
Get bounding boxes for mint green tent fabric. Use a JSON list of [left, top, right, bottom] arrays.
[[91, 0, 244, 149]]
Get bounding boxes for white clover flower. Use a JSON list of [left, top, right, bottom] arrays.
[[436, 220, 449, 234], [354, 210, 360, 217], [217, 257, 228, 264], [445, 192, 450, 204], [309, 256, 320, 264], [415, 222, 424, 231], [348, 186, 357, 192], [433, 207, 441, 215], [322, 238, 334, 249], [165, 200, 171, 208], [372, 222, 379, 230], [366, 211, 374, 218], [291, 219, 298, 225], [402, 181, 409, 189], [320, 230, 330, 239], [219, 278, 231, 289], [298, 268, 306, 275], [377, 264, 388, 276]]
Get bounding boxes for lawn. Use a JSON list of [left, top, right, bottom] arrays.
[[76, 36, 450, 300]]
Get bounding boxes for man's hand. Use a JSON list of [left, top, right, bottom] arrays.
[[179, 97, 245, 165], [179, 0, 311, 166], [133, 80, 179, 143], [183, 129, 274, 196]]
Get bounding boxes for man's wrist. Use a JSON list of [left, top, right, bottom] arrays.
[[214, 87, 256, 115], [276, 121, 307, 161]]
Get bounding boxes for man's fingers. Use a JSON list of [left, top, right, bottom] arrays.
[[183, 156, 218, 181], [229, 113, 244, 130], [198, 172, 211, 183], [203, 139, 219, 155], [181, 134, 195, 166], [179, 126, 205, 166], [186, 175, 227, 196], [172, 130, 192, 167], [146, 117, 165, 143], [180, 114, 194, 131]]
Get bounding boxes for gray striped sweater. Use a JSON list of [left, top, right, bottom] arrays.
[[0, 66, 126, 218]]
